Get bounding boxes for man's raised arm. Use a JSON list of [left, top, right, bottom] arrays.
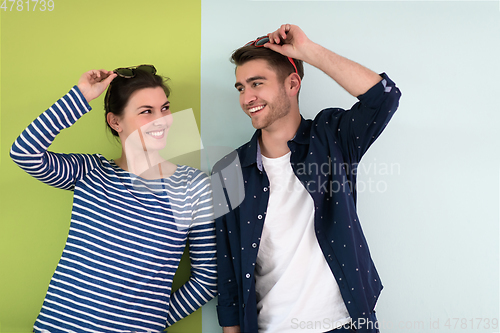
[[264, 24, 381, 97]]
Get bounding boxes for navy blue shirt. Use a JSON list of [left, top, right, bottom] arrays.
[[213, 73, 401, 333]]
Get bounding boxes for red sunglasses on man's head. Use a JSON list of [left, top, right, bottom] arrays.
[[245, 36, 298, 75]]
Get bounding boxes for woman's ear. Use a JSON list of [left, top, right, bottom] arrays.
[[106, 113, 122, 133]]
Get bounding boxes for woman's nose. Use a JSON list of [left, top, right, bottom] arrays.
[[153, 114, 169, 126]]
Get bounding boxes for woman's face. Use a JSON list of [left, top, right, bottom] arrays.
[[115, 87, 173, 153]]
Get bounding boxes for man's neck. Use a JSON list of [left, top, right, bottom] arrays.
[[260, 110, 301, 158]]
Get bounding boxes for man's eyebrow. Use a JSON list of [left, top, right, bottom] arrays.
[[235, 76, 267, 88]]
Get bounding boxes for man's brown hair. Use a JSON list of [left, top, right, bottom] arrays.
[[231, 45, 304, 83]]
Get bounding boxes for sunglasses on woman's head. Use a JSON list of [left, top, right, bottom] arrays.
[[245, 36, 298, 75], [114, 64, 157, 78]]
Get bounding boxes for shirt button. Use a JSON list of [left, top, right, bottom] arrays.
[[263, 187, 268, 192], [246, 273, 251, 278], [257, 215, 263, 219], [252, 243, 257, 248]]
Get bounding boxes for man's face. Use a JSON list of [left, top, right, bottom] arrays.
[[235, 59, 291, 130]]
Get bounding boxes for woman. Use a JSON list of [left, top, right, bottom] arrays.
[[10, 66, 217, 332]]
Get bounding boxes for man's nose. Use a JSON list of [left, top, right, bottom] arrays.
[[242, 91, 257, 106]]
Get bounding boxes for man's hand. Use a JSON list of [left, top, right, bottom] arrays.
[[263, 24, 315, 63], [223, 325, 241, 333], [77, 69, 117, 103]]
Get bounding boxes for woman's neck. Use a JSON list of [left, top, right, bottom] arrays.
[[114, 149, 176, 179]]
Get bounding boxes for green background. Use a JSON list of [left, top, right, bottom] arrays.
[[0, 1, 203, 332]]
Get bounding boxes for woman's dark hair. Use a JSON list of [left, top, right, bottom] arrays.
[[104, 69, 171, 137]]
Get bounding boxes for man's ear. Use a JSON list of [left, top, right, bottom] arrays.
[[106, 113, 123, 133], [287, 73, 301, 97]]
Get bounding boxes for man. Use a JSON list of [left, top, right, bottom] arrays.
[[213, 24, 401, 333]]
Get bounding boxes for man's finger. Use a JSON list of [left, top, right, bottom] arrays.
[[280, 25, 287, 40], [264, 42, 282, 54]]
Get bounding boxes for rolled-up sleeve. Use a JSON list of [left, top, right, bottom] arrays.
[[333, 73, 401, 164]]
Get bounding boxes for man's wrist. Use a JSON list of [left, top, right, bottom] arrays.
[[301, 42, 330, 69]]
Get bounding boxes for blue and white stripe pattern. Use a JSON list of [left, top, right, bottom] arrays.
[[10, 86, 217, 332]]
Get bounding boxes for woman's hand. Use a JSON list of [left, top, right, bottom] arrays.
[[77, 69, 117, 103]]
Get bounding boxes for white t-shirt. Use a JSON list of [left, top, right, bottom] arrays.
[[256, 152, 350, 333]]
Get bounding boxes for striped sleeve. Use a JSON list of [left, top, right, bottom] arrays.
[[10, 86, 100, 191], [166, 169, 217, 325]]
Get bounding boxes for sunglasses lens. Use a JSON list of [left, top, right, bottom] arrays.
[[254, 37, 269, 46], [137, 65, 157, 75], [115, 68, 134, 78]]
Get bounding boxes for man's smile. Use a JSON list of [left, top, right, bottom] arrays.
[[248, 104, 266, 114]]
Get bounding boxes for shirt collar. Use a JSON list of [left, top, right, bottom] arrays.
[[239, 116, 311, 170], [239, 129, 261, 169], [291, 115, 311, 145]]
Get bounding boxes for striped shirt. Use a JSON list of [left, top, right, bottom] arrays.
[[10, 86, 217, 332]]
